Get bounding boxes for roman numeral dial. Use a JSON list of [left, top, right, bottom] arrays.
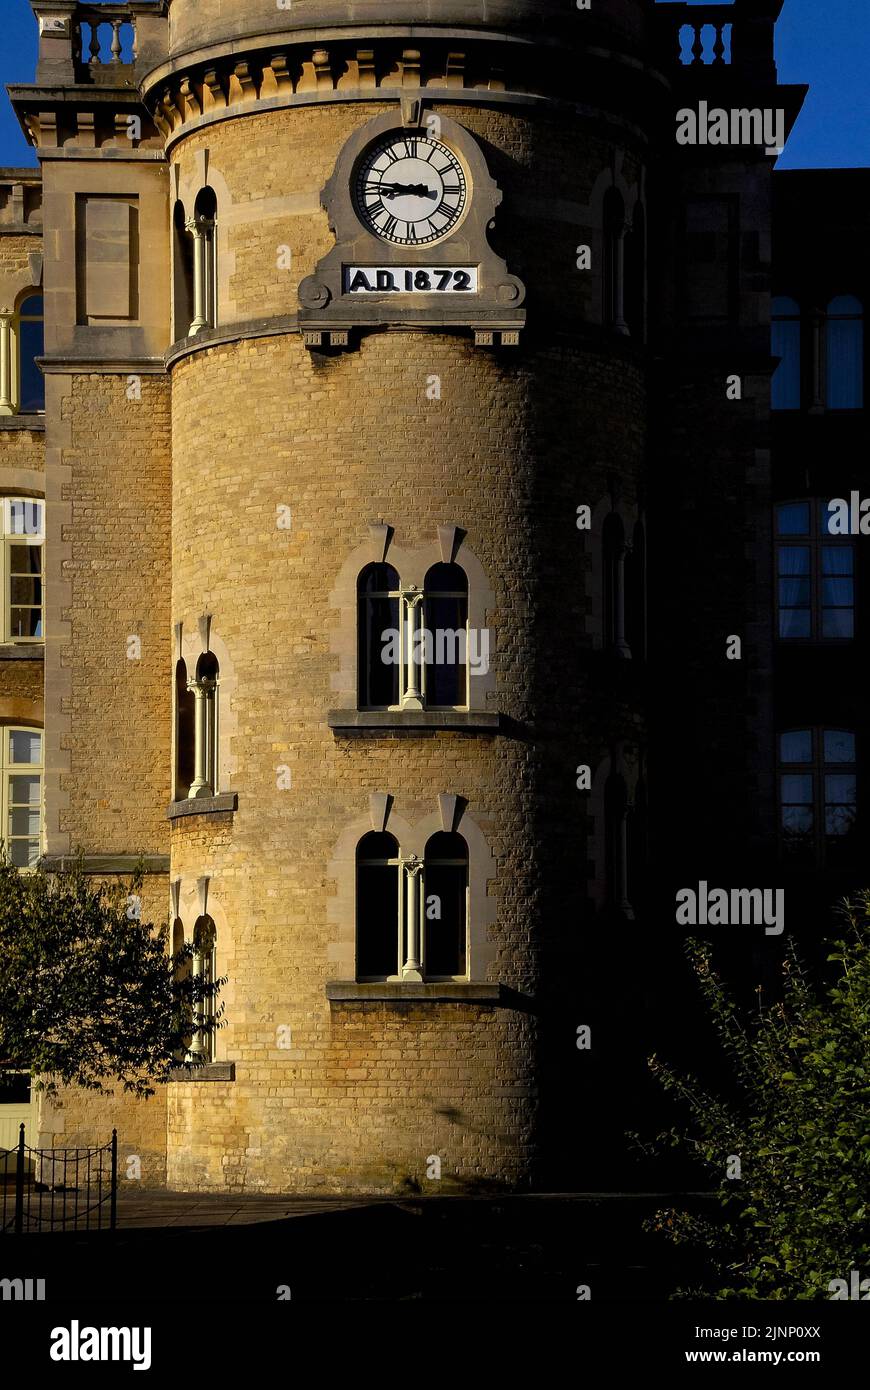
[[354, 133, 469, 246]]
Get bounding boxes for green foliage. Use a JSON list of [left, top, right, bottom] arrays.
[[0, 856, 224, 1098], [635, 895, 870, 1299]]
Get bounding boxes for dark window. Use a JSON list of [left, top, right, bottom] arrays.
[[175, 659, 196, 798], [603, 189, 625, 331], [356, 832, 400, 980], [771, 297, 801, 410], [779, 729, 857, 867], [776, 501, 854, 641], [423, 563, 469, 708], [423, 832, 468, 978], [826, 295, 864, 409], [18, 296, 44, 414], [624, 203, 645, 341], [358, 564, 401, 709]]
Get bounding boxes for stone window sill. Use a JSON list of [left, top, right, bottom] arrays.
[[167, 793, 238, 820], [0, 414, 45, 433], [328, 710, 504, 734], [0, 642, 44, 661], [168, 1062, 235, 1082], [327, 982, 509, 1004]]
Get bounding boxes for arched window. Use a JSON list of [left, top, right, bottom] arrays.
[[174, 659, 196, 799], [603, 189, 628, 334], [2, 497, 44, 644], [423, 563, 469, 709], [357, 562, 472, 711], [358, 564, 401, 709], [779, 728, 857, 867], [826, 295, 863, 409], [775, 500, 854, 641], [173, 201, 195, 340], [625, 518, 646, 662], [624, 202, 645, 341], [603, 513, 630, 657], [17, 296, 44, 414], [184, 652, 219, 799], [1, 725, 43, 869], [190, 915, 217, 1062], [771, 296, 801, 410], [423, 832, 468, 979], [355, 830, 470, 982], [604, 771, 633, 919], [0, 294, 44, 416], [188, 188, 217, 335], [356, 832, 401, 980]]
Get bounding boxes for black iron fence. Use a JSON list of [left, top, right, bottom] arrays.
[[0, 1125, 117, 1234]]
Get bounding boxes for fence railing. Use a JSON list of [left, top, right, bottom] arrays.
[[0, 1125, 117, 1234]]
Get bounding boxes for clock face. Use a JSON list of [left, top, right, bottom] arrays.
[[354, 134, 469, 246]]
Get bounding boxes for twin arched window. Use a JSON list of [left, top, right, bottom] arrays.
[[772, 295, 864, 410], [356, 830, 468, 981], [174, 188, 217, 340], [357, 562, 470, 710], [173, 914, 218, 1063], [174, 652, 219, 800], [0, 294, 44, 416]]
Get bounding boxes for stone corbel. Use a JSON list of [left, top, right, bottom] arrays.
[[201, 71, 226, 111], [179, 77, 202, 121], [198, 613, 213, 655], [368, 522, 393, 562], [229, 62, 257, 105], [369, 792, 393, 832]]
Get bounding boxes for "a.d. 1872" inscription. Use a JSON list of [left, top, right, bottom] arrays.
[[345, 266, 479, 294]]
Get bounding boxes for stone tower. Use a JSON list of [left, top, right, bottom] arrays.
[[7, 0, 802, 1193]]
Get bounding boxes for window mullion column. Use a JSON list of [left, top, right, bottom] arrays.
[[401, 855, 424, 981], [402, 587, 424, 710], [187, 678, 215, 798], [0, 315, 14, 414]]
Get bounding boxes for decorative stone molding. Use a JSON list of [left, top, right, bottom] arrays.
[[326, 797, 498, 985]]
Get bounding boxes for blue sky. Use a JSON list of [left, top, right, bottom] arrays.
[[0, 0, 867, 170]]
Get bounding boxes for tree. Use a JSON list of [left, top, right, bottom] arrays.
[[0, 857, 223, 1098], [636, 895, 870, 1299]]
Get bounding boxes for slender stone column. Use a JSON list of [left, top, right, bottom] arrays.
[[0, 315, 14, 414], [186, 217, 214, 335], [402, 857, 424, 980], [187, 677, 216, 797], [402, 588, 425, 709]]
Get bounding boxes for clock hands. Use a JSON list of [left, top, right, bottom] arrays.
[[365, 181, 439, 201]]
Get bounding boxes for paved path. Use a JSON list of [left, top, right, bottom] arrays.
[[115, 1190, 387, 1229]]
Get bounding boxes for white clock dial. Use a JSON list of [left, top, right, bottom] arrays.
[[354, 134, 469, 247]]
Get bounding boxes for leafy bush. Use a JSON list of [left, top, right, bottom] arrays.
[[636, 896, 870, 1299], [0, 857, 223, 1097]]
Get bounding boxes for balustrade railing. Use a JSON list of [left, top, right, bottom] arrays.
[[75, 5, 137, 70]]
